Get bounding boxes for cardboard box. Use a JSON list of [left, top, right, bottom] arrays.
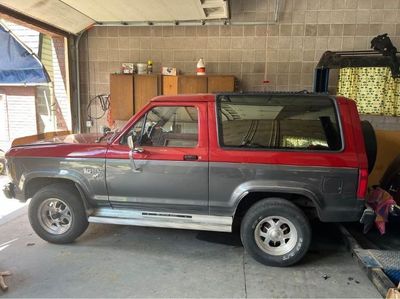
[[121, 63, 135, 74], [162, 67, 177, 76]]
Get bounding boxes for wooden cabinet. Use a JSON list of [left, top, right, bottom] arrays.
[[110, 74, 134, 121], [110, 74, 161, 120], [110, 74, 235, 120], [162, 75, 235, 95]]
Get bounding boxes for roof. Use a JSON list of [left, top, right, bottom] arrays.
[[151, 94, 215, 102], [0, 22, 50, 86], [150, 92, 337, 103], [0, 0, 229, 35]]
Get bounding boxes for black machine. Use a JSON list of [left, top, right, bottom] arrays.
[[314, 34, 400, 93]]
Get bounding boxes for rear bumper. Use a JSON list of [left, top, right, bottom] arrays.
[[319, 199, 365, 222]]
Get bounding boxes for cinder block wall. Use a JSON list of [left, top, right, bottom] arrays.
[[79, 0, 400, 131]]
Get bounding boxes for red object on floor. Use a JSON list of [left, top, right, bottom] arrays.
[[367, 187, 396, 234]]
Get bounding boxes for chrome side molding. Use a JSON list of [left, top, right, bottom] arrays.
[[88, 208, 232, 232]]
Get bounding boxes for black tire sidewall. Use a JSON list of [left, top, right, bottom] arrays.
[[240, 198, 311, 267], [28, 184, 88, 244], [361, 120, 377, 174]]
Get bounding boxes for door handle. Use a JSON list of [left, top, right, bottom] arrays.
[[183, 155, 198, 161]]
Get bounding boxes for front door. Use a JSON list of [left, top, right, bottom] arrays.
[[105, 102, 209, 214]]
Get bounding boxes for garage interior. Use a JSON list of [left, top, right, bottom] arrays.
[[0, 0, 400, 297]]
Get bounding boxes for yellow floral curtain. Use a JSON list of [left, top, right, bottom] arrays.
[[337, 67, 400, 116]]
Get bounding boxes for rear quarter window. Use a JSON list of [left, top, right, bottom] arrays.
[[216, 95, 342, 151]]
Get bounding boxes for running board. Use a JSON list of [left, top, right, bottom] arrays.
[[88, 208, 232, 232]]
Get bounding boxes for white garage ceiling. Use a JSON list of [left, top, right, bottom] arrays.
[[0, 0, 229, 34]]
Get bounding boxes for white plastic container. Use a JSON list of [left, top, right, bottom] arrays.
[[137, 63, 147, 75], [196, 58, 206, 75]]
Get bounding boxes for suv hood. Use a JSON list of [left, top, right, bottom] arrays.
[[12, 133, 107, 147], [31, 133, 105, 145], [7, 133, 110, 159]]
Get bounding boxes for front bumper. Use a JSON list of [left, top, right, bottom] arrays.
[[2, 182, 15, 199]]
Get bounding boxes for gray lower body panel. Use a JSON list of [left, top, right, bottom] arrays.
[[88, 208, 232, 232], [208, 162, 362, 222], [106, 159, 209, 213]]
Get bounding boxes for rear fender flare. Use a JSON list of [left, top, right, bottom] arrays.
[[231, 180, 323, 217]]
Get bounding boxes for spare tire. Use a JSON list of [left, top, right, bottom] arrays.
[[361, 121, 377, 174]]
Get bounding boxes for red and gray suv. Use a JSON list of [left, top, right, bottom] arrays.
[[3, 92, 373, 266]]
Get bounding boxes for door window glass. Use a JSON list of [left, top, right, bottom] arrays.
[[122, 106, 199, 147]]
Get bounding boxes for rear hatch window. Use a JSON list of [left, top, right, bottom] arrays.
[[216, 94, 342, 151]]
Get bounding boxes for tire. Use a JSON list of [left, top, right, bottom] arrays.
[[240, 198, 311, 267], [361, 120, 377, 174], [28, 183, 89, 244]]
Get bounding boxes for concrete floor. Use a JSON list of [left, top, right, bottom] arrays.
[[0, 202, 381, 298]]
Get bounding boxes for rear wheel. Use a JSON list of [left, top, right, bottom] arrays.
[[28, 183, 88, 244], [240, 198, 311, 267]]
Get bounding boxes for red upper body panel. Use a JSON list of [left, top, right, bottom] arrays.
[[206, 96, 368, 169], [6, 93, 368, 171]]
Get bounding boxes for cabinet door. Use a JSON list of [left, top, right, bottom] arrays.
[[163, 76, 208, 95], [162, 76, 178, 95], [110, 74, 134, 120], [134, 75, 160, 112], [208, 75, 235, 93], [178, 76, 207, 94]]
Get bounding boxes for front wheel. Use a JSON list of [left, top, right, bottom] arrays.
[[240, 198, 311, 267], [28, 183, 89, 244]]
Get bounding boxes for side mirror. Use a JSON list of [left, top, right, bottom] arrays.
[[127, 135, 134, 150], [127, 135, 143, 172]]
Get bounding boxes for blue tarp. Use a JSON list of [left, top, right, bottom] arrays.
[[0, 24, 50, 85]]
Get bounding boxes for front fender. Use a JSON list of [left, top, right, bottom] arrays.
[[21, 169, 95, 200], [11, 157, 107, 203]]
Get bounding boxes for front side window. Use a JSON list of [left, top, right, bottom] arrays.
[[121, 106, 198, 148], [217, 95, 342, 151]]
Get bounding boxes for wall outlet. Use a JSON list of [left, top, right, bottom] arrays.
[[86, 120, 93, 128]]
